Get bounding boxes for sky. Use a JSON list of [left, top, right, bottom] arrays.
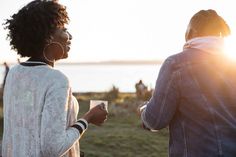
[[0, 0, 236, 63]]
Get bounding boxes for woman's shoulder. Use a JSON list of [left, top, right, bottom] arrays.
[[6, 64, 22, 76], [47, 68, 70, 85], [49, 68, 68, 79]]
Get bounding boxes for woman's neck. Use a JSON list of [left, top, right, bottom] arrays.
[[28, 57, 54, 67]]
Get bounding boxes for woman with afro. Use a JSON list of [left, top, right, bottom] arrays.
[[2, 0, 108, 156]]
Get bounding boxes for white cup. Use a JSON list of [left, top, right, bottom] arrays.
[[90, 100, 108, 111], [139, 104, 147, 112]]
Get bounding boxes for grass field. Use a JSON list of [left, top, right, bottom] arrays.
[[0, 92, 169, 157]]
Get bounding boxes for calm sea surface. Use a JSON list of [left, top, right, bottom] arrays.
[[0, 64, 161, 92]]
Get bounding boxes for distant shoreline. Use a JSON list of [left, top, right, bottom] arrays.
[[56, 60, 163, 65], [2, 60, 163, 66]]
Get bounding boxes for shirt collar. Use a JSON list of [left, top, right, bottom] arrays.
[[183, 36, 225, 55]]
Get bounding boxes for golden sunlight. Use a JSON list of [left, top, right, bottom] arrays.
[[224, 36, 236, 59]]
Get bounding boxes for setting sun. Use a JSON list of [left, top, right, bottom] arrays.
[[224, 36, 236, 59]]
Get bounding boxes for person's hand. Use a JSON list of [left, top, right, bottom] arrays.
[[137, 104, 152, 131], [82, 104, 108, 126], [137, 104, 147, 117]]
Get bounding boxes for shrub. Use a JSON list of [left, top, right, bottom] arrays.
[[105, 85, 119, 101]]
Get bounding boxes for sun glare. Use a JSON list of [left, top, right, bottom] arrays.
[[224, 36, 236, 60]]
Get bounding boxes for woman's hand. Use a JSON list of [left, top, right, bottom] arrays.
[[82, 104, 108, 126], [137, 104, 147, 117], [137, 104, 152, 131]]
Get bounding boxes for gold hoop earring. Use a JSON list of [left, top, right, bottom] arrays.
[[43, 42, 64, 63]]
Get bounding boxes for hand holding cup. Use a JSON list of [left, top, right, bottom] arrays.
[[82, 100, 108, 126]]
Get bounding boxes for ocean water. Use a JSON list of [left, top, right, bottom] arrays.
[[0, 64, 161, 92]]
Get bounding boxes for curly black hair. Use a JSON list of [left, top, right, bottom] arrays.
[[3, 0, 69, 58]]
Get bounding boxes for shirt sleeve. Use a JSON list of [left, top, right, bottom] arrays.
[[40, 84, 85, 157], [141, 57, 180, 130]]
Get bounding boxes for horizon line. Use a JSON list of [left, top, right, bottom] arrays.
[[57, 60, 164, 65], [3, 59, 164, 65]]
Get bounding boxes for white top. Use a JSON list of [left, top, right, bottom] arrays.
[[2, 63, 83, 157]]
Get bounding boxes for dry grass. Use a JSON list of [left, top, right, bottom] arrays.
[[0, 92, 169, 157], [77, 92, 169, 157]]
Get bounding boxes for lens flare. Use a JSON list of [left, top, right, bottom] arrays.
[[224, 36, 236, 60]]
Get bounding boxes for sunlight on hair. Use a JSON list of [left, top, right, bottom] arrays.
[[224, 36, 236, 60]]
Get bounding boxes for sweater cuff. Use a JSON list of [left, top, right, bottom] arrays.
[[71, 118, 88, 135], [77, 118, 88, 130]]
